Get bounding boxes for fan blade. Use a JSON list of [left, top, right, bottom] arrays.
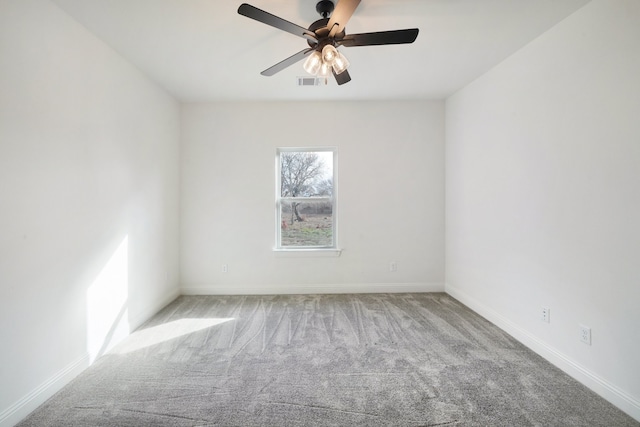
[[327, 0, 361, 37], [261, 48, 315, 76], [333, 69, 351, 85], [238, 4, 317, 42], [339, 29, 419, 47]]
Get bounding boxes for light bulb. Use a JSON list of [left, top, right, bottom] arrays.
[[303, 51, 322, 75], [332, 52, 350, 75], [318, 61, 331, 78], [321, 44, 338, 65]]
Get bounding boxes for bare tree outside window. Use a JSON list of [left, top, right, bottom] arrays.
[[277, 150, 335, 248]]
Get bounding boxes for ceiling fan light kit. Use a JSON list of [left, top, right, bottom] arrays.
[[303, 51, 323, 75], [319, 61, 332, 79], [238, 0, 419, 86], [332, 51, 350, 75], [302, 44, 350, 82]]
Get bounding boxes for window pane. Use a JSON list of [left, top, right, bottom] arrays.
[[280, 200, 333, 247], [280, 151, 333, 198]]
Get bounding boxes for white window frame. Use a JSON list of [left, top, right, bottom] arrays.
[[275, 147, 340, 255]]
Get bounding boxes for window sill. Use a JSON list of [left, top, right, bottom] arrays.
[[273, 248, 342, 258]]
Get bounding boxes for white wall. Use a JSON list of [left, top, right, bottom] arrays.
[[180, 101, 444, 294], [446, 0, 640, 420], [0, 1, 181, 425]]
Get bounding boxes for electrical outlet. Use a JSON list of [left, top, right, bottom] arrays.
[[541, 307, 550, 323], [222, 264, 228, 273], [579, 324, 591, 345], [389, 261, 397, 272]]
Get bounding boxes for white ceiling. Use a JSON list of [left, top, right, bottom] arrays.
[[51, 0, 590, 102]]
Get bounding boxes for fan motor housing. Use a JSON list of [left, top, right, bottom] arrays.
[[307, 18, 345, 48], [308, 17, 330, 34]]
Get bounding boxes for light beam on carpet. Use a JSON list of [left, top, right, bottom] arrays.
[[112, 318, 234, 354]]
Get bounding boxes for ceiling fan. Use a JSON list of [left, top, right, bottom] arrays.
[[238, 0, 419, 85]]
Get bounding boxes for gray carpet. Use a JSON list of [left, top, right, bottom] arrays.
[[19, 293, 638, 426]]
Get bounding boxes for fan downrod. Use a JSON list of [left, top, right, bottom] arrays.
[[315, 0, 334, 18]]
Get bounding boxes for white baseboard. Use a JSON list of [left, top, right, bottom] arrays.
[[0, 353, 89, 427], [181, 282, 445, 296], [1, 286, 180, 427], [445, 283, 640, 422]]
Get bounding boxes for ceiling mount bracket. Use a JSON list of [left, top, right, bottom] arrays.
[[315, 0, 334, 18]]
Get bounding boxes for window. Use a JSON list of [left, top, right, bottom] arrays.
[[276, 148, 336, 250]]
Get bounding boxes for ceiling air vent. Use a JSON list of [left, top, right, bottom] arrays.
[[297, 77, 324, 86]]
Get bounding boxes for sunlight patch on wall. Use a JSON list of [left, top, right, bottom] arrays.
[[86, 235, 130, 363], [112, 318, 234, 354]]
